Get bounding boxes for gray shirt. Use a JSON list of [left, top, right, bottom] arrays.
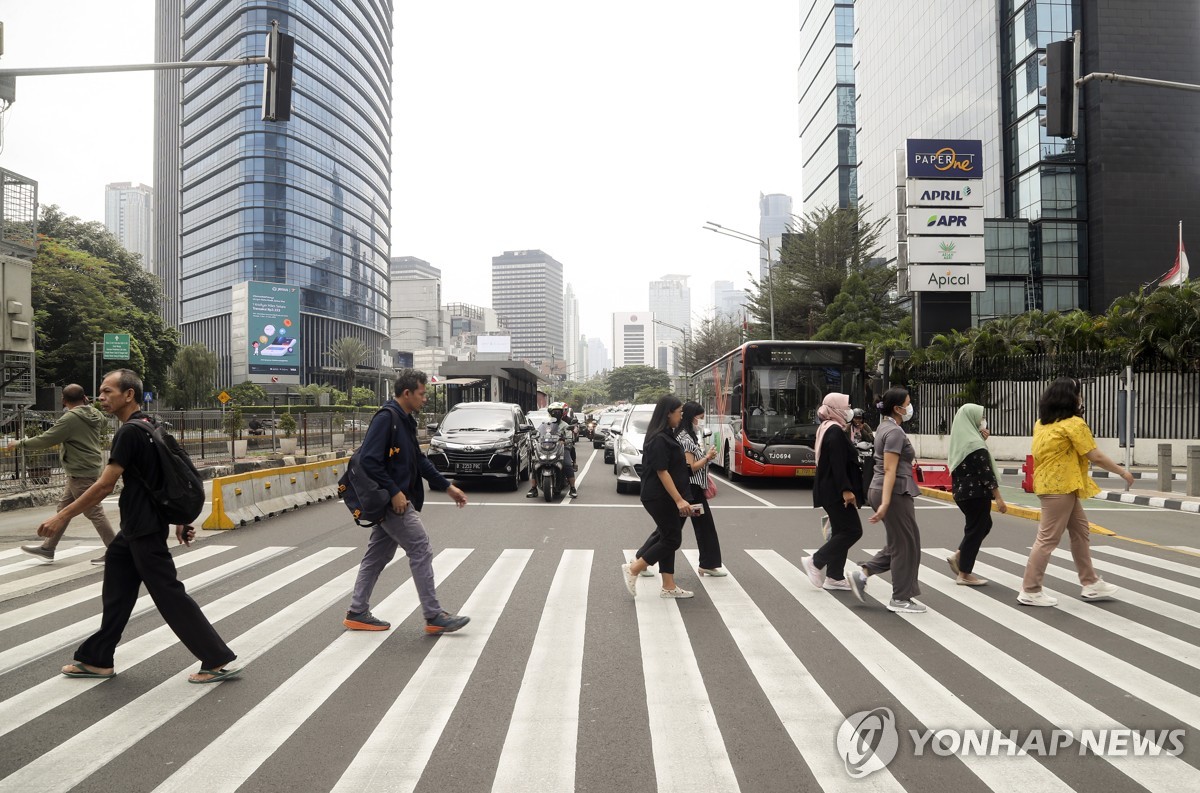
[[870, 418, 920, 497]]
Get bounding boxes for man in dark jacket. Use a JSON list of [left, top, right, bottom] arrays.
[[344, 369, 470, 634]]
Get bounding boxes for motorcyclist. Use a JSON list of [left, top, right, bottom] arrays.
[[848, 408, 874, 444], [526, 401, 578, 499]]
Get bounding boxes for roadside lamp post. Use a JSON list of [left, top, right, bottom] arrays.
[[702, 221, 777, 339], [652, 318, 691, 399]]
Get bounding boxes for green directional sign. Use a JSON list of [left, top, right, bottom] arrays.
[[103, 333, 131, 360]]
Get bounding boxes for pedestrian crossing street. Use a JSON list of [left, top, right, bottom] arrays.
[[0, 539, 1198, 792]]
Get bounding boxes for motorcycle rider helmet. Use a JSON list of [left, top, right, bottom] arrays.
[[851, 408, 865, 420], [548, 401, 567, 421]]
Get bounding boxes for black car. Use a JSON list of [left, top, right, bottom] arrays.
[[592, 412, 625, 449], [425, 402, 533, 490]]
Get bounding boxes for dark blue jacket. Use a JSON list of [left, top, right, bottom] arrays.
[[358, 401, 451, 512]]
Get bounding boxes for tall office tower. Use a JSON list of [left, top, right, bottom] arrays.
[[576, 334, 589, 382], [153, 0, 182, 328], [611, 312, 655, 368], [158, 0, 392, 387], [491, 249, 564, 367], [648, 274, 690, 374], [758, 193, 793, 281], [390, 257, 443, 351], [586, 336, 610, 377], [798, 0, 857, 214], [712, 279, 750, 323], [563, 282, 581, 377], [104, 183, 155, 274]]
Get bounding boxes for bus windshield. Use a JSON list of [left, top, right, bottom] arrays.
[[741, 347, 864, 446]]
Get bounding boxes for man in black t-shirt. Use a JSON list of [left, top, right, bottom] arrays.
[[36, 369, 239, 684]]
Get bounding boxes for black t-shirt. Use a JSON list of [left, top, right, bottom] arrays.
[[109, 412, 168, 538], [640, 430, 689, 503]]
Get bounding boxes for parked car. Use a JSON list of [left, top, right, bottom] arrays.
[[612, 403, 655, 494], [593, 412, 625, 450], [425, 402, 533, 490]]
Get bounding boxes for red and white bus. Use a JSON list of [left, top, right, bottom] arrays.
[[689, 340, 868, 480]]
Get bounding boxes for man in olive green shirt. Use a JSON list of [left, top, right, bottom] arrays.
[[14, 384, 115, 563]]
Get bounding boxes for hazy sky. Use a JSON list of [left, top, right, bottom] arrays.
[[0, 1, 804, 343]]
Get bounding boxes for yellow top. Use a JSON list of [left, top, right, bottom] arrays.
[[1032, 416, 1099, 498]]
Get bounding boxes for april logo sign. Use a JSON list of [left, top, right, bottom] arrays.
[[836, 708, 899, 778]]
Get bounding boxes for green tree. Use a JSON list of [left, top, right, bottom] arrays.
[[225, 381, 268, 406], [606, 365, 670, 403], [350, 386, 377, 406], [634, 385, 673, 404], [327, 336, 371, 396], [681, 314, 745, 374], [170, 344, 218, 408], [812, 272, 909, 363]]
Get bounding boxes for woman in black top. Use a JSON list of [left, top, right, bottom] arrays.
[[621, 395, 695, 599], [802, 392, 864, 591], [946, 403, 1007, 585]]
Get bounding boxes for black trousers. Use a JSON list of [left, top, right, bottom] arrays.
[[812, 502, 863, 581], [686, 484, 722, 570], [955, 496, 993, 574], [75, 530, 236, 670], [636, 497, 686, 575]]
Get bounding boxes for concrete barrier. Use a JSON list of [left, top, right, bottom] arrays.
[[204, 457, 350, 530]]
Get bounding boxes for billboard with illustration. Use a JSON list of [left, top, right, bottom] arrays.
[[247, 282, 300, 376]]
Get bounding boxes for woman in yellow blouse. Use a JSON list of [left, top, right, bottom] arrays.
[[1018, 378, 1134, 607]]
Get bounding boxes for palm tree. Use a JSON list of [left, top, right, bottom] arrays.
[[327, 336, 371, 396]]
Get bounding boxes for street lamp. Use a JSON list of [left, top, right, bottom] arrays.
[[652, 318, 690, 399], [703, 221, 777, 339]]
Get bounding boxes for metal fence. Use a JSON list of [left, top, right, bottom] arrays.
[[899, 352, 1200, 439]]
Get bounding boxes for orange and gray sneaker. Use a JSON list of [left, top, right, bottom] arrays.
[[343, 610, 391, 631], [425, 611, 469, 634]]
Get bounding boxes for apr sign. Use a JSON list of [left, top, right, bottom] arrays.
[[907, 208, 983, 236], [908, 264, 985, 292], [907, 178, 984, 208], [906, 139, 983, 179]]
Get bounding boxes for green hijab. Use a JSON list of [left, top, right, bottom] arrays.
[[947, 403, 999, 482]]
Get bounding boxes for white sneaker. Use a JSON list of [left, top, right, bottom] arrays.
[[886, 598, 927, 614], [660, 587, 694, 599], [800, 556, 826, 590], [823, 577, 851, 591], [1017, 590, 1058, 607], [1081, 579, 1119, 601], [620, 563, 638, 597]]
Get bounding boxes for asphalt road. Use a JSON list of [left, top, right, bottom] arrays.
[[0, 446, 1197, 792]]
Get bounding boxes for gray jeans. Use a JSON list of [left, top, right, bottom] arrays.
[[43, 476, 117, 552], [349, 504, 442, 620], [864, 490, 921, 601]]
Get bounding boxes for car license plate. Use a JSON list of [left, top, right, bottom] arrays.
[[457, 462, 482, 473], [795, 468, 815, 477]]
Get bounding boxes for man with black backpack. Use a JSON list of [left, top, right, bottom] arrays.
[[36, 369, 239, 684], [343, 369, 471, 634]]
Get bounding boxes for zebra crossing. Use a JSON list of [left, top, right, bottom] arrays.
[[0, 538, 1197, 792]]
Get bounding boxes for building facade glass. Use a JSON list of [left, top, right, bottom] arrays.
[[168, 0, 391, 387], [491, 250, 564, 368], [798, 1, 856, 212]]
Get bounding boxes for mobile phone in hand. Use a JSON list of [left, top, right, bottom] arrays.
[[690, 504, 704, 516]]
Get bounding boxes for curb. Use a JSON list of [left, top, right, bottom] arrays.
[[917, 486, 1114, 536], [998, 467, 1186, 481], [1093, 489, 1200, 513]]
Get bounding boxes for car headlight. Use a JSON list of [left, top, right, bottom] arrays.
[[619, 438, 638, 456], [429, 438, 445, 450]]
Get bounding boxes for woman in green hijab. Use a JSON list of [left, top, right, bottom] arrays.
[[946, 403, 1007, 585]]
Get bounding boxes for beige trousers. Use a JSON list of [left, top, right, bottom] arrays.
[[1021, 493, 1098, 593], [41, 476, 117, 552]]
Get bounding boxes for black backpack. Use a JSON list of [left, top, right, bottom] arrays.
[[124, 417, 206, 525], [338, 404, 402, 527]]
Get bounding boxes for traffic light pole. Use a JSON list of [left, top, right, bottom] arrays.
[[0, 55, 269, 78], [1077, 72, 1200, 93]]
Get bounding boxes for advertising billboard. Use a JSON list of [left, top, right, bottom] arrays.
[[905, 139, 983, 180], [477, 335, 511, 354], [246, 282, 301, 377], [907, 264, 987, 292], [905, 208, 985, 236]]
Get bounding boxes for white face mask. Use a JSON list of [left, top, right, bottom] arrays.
[[841, 408, 855, 423], [978, 419, 988, 432], [900, 404, 914, 422]]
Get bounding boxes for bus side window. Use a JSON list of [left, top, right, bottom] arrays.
[[730, 384, 742, 417]]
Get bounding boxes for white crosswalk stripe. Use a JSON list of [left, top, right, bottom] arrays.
[[0, 543, 1197, 793], [1047, 547, 1200, 604], [0, 545, 101, 574]]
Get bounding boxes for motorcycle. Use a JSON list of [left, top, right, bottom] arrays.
[[856, 440, 875, 484], [531, 422, 569, 502]]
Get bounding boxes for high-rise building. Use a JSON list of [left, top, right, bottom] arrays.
[[612, 312, 655, 368], [586, 336, 610, 377], [648, 274, 690, 375], [713, 280, 749, 321], [157, 0, 392, 388], [798, 0, 856, 213], [104, 183, 154, 274], [154, 0, 182, 329], [491, 250, 564, 367], [758, 193, 793, 281], [563, 283, 581, 377], [390, 257, 443, 350]]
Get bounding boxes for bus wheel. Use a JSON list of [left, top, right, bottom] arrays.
[[724, 446, 740, 482]]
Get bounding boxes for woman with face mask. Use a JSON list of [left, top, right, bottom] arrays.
[[801, 392, 864, 591], [674, 401, 724, 576], [946, 403, 1007, 586], [848, 386, 926, 613]]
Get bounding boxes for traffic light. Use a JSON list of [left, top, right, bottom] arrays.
[[1043, 37, 1079, 138], [261, 24, 295, 122]]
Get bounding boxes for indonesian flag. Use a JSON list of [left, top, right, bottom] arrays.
[[1161, 222, 1190, 286]]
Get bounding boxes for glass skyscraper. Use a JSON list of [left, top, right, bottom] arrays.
[[798, 0, 856, 212], [156, 0, 392, 387]]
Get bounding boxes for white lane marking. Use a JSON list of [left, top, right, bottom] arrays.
[[1045, 548, 1200, 605], [1089, 545, 1200, 580], [572, 446, 599, 487], [0, 545, 102, 577], [627, 549, 742, 793], [332, 549, 532, 793], [682, 550, 904, 793], [0, 547, 356, 741], [751, 550, 1075, 793], [0, 546, 292, 675], [492, 550, 592, 792], [5, 549, 393, 793], [151, 549, 473, 793], [983, 547, 1200, 632], [708, 472, 776, 507], [0, 546, 231, 633]]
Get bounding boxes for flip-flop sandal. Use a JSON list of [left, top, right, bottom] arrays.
[[188, 667, 241, 684], [62, 663, 116, 679]]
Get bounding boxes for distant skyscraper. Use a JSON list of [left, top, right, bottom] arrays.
[[492, 250, 564, 366], [798, 1, 857, 213], [563, 283, 581, 377], [104, 182, 154, 274], [712, 280, 748, 321], [612, 312, 655, 368], [648, 274, 690, 375], [156, 0, 392, 387], [758, 193, 793, 281], [390, 257, 442, 350], [586, 336, 610, 377]]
